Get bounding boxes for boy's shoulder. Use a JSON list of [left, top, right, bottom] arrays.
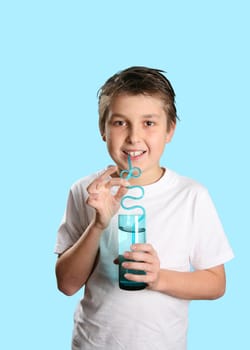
[[166, 168, 208, 195]]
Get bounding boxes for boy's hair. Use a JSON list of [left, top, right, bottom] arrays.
[[98, 66, 178, 134]]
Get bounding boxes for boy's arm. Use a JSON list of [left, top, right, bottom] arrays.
[[122, 244, 226, 300], [56, 167, 129, 296], [154, 265, 226, 300], [56, 220, 103, 296]]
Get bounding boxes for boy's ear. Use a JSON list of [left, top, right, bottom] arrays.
[[102, 133, 106, 142], [165, 123, 176, 143]]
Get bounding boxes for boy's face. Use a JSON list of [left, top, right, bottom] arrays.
[[103, 94, 175, 185]]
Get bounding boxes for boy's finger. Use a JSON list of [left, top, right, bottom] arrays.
[[114, 185, 129, 202], [106, 178, 130, 189], [99, 166, 118, 180], [87, 166, 119, 192], [131, 243, 156, 255]]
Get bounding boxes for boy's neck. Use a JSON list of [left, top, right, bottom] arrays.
[[128, 167, 165, 186]]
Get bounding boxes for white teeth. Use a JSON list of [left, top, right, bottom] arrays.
[[127, 151, 144, 157]]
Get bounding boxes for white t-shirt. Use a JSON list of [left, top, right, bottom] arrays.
[[55, 168, 234, 350]]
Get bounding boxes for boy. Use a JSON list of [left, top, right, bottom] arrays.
[[55, 66, 234, 349]]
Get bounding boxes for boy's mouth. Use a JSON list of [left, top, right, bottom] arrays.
[[123, 150, 146, 158]]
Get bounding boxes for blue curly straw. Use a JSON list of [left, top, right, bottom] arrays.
[[120, 155, 145, 244]]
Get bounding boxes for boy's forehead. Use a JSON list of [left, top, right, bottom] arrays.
[[109, 93, 165, 112]]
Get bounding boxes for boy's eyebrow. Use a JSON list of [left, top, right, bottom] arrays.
[[109, 113, 126, 118], [109, 113, 161, 119]]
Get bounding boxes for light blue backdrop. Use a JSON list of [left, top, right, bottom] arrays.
[[0, 0, 248, 348]]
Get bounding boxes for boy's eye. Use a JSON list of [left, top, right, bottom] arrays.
[[113, 120, 126, 126], [145, 121, 155, 126]]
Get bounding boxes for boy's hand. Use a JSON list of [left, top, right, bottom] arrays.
[[86, 166, 129, 230], [121, 243, 161, 290]]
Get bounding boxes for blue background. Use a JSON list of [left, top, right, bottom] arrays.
[[0, 0, 248, 348]]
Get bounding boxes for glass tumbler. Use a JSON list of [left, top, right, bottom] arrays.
[[118, 214, 147, 290]]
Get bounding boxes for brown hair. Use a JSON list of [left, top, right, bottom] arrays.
[[98, 66, 178, 134]]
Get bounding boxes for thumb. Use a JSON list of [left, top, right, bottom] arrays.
[[114, 185, 129, 202]]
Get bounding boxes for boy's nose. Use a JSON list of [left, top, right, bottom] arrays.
[[126, 125, 141, 144]]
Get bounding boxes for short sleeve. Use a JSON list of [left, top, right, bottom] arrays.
[[54, 181, 94, 255], [190, 188, 234, 270]]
